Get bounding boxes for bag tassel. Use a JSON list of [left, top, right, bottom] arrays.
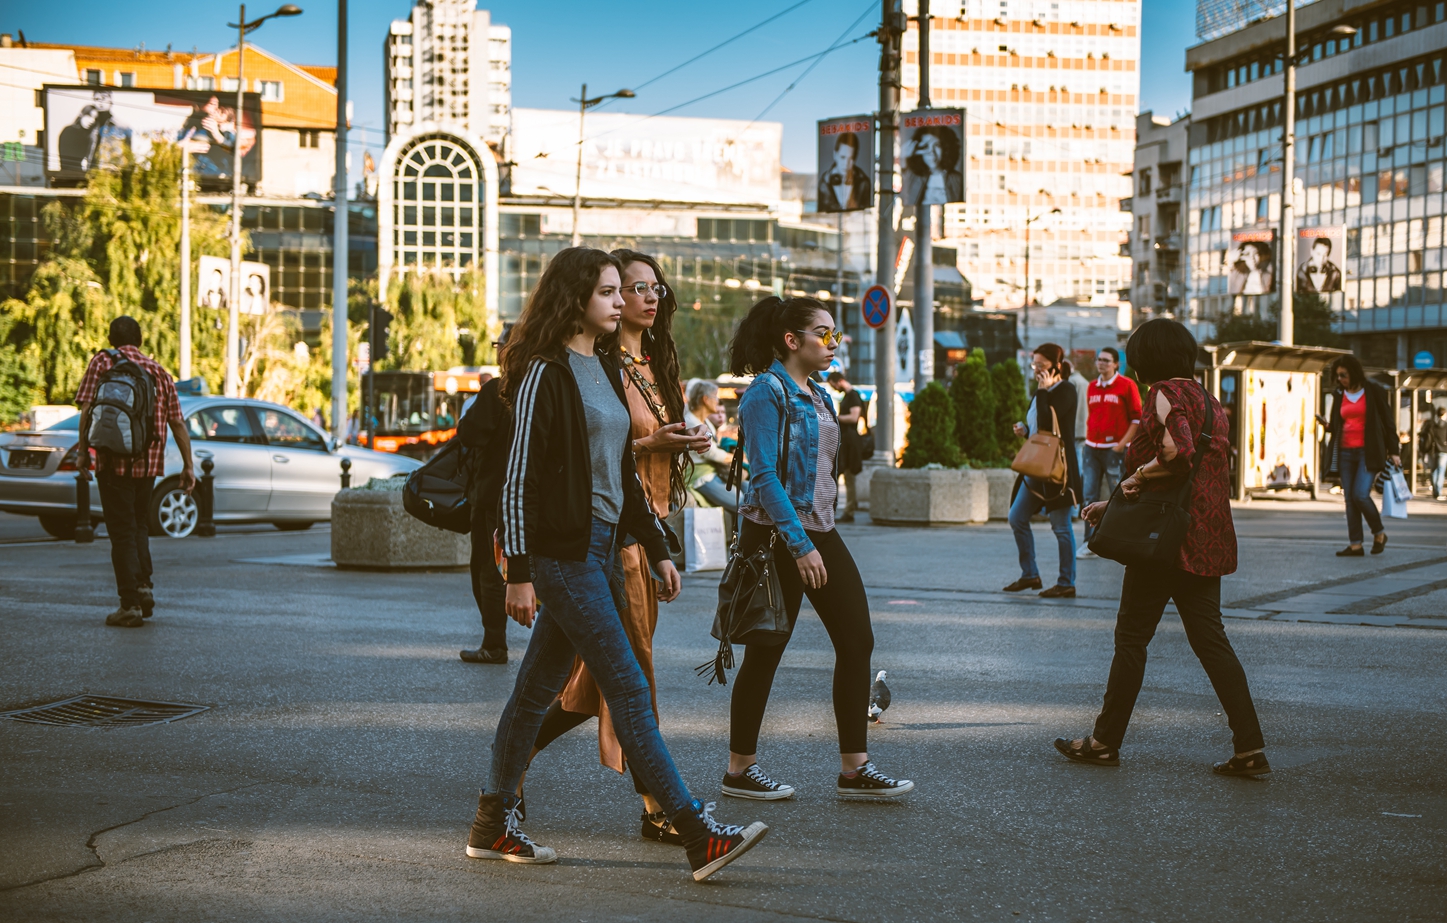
[[695, 638, 734, 686]]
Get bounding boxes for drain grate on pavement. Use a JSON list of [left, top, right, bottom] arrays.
[[0, 695, 210, 728]]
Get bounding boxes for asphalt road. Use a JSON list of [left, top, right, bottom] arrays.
[[0, 506, 1443, 921]]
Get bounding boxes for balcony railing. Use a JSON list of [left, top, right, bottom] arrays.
[[1119, 196, 1133, 212], [1156, 184, 1183, 204], [1153, 233, 1182, 252]]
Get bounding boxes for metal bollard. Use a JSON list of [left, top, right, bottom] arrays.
[[340, 457, 352, 489], [74, 468, 95, 544], [195, 458, 216, 537]]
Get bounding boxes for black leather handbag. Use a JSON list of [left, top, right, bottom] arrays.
[[402, 439, 472, 534], [1087, 384, 1215, 567], [697, 407, 795, 686]]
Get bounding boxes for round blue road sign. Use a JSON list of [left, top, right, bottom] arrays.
[[1414, 350, 1434, 369], [862, 285, 891, 329]]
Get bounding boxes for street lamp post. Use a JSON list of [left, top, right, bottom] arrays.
[[1022, 207, 1060, 352], [179, 148, 192, 381], [332, 0, 348, 444], [224, 3, 302, 398], [912, 0, 933, 395], [570, 84, 634, 247]]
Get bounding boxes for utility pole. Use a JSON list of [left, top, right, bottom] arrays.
[[572, 82, 587, 248], [912, 0, 933, 395], [332, 0, 349, 442], [874, 0, 903, 463], [226, 3, 247, 397], [179, 149, 192, 381], [1279, 0, 1296, 346]]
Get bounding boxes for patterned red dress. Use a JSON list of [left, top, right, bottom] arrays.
[[1123, 379, 1237, 577]]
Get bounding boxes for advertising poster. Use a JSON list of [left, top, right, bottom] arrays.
[[899, 108, 965, 206], [45, 86, 261, 185], [816, 115, 874, 213], [198, 255, 271, 316], [1225, 229, 1276, 295], [1295, 225, 1346, 294], [1243, 369, 1317, 490]]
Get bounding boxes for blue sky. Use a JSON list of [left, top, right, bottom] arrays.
[[7, 0, 1199, 172]]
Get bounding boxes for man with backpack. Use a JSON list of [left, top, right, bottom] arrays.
[[75, 316, 195, 628]]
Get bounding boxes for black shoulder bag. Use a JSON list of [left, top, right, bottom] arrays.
[[1087, 384, 1215, 568], [697, 384, 794, 686]]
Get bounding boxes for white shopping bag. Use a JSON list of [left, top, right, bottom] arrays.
[[1381, 482, 1409, 520], [684, 507, 728, 572], [1388, 465, 1411, 503]]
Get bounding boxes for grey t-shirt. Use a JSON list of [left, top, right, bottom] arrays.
[[568, 350, 630, 524]]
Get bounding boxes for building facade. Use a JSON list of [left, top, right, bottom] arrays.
[[902, 0, 1138, 313], [1184, 0, 1447, 366], [1125, 111, 1189, 322], [384, 0, 512, 155]]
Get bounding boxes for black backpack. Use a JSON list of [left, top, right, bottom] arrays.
[[86, 350, 156, 463], [402, 438, 473, 534]]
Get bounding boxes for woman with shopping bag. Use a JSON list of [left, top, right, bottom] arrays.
[[1324, 355, 1400, 555]]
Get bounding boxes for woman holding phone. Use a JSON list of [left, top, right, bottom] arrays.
[[1005, 343, 1083, 598], [720, 295, 914, 802], [522, 249, 711, 845], [467, 247, 768, 883]]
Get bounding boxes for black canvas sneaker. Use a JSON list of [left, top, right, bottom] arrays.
[[466, 793, 556, 864], [721, 763, 796, 801], [672, 800, 768, 882], [836, 761, 914, 798]]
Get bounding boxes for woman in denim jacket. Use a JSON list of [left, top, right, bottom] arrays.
[[718, 296, 915, 803]]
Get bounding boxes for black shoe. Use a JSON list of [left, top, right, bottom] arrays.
[[1213, 752, 1272, 777], [460, 647, 508, 664], [721, 763, 796, 801], [1039, 585, 1076, 599], [1003, 576, 1043, 593], [466, 793, 555, 864], [1053, 735, 1120, 767], [137, 586, 154, 618], [641, 810, 683, 845], [105, 606, 145, 628], [1335, 545, 1364, 557], [1372, 533, 1388, 555], [672, 800, 768, 882], [836, 760, 914, 799]]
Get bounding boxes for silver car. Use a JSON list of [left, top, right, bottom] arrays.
[[0, 397, 422, 539]]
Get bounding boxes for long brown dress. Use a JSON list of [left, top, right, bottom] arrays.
[[557, 354, 672, 773]]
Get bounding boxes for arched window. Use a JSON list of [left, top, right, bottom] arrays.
[[391, 134, 481, 276]]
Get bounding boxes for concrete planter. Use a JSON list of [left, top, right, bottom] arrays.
[[331, 480, 470, 570], [869, 467, 988, 525], [982, 468, 1017, 520]]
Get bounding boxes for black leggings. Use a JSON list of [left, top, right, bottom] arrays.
[[534, 700, 649, 795], [730, 519, 874, 755]]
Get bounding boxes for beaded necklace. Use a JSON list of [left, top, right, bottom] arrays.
[[619, 345, 669, 427]]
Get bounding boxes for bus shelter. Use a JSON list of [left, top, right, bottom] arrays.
[[1198, 342, 1352, 501], [1372, 367, 1447, 496]]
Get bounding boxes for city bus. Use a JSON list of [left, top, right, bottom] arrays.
[[362, 369, 492, 459]]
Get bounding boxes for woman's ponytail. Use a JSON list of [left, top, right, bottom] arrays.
[[1033, 342, 1071, 379], [728, 295, 828, 375]]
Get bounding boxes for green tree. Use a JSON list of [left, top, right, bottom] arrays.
[[1208, 294, 1344, 348], [948, 347, 998, 462], [991, 358, 1029, 459], [0, 311, 43, 423], [900, 381, 962, 468], [381, 269, 490, 371]]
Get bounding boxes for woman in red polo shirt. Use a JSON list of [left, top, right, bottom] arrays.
[[1326, 355, 1400, 555]]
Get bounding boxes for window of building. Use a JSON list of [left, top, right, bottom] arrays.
[[221, 77, 241, 93], [188, 75, 215, 91], [118, 72, 135, 88], [299, 130, 321, 149], [390, 135, 483, 277], [85, 69, 102, 85], [258, 80, 284, 101]]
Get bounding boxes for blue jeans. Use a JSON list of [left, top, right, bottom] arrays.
[[1432, 451, 1447, 498], [694, 474, 739, 512], [1080, 444, 1125, 541], [1338, 447, 1384, 544], [1008, 480, 1077, 587], [486, 518, 695, 817]]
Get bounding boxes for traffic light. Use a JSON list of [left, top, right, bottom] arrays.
[[371, 305, 393, 361]]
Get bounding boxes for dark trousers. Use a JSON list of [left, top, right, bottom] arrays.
[[1093, 565, 1265, 753], [730, 519, 874, 755], [96, 472, 155, 609], [470, 501, 508, 652]]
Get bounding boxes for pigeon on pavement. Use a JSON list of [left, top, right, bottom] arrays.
[[868, 670, 891, 723]]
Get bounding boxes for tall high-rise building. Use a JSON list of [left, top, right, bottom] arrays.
[[904, 0, 1139, 317], [384, 0, 511, 154]]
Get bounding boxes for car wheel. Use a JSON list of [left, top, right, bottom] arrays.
[[149, 480, 198, 538], [273, 521, 313, 531], [39, 514, 90, 540]]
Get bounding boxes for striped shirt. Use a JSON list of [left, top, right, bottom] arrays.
[[744, 385, 839, 534]]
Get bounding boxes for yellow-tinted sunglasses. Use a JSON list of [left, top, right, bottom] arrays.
[[794, 328, 845, 348]]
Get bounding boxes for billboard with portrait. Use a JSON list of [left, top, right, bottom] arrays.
[[900, 108, 965, 206], [1295, 226, 1345, 294], [44, 86, 261, 186], [1225, 229, 1276, 295], [816, 115, 873, 213], [198, 255, 271, 316]]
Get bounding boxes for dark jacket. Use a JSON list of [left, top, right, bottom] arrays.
[[1429, 415, 1447, 454], [457, 377, 510, 512], [1011, 379, 1083, 511], [1326, 379, 1397, 475], [501, 352, 669, 583]]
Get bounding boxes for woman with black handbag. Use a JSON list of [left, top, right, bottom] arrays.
[[719, 295, 913, 802], [466, 247, 769, 882], [1055, 318, 1268, 776], [1004, 343, 1083, 598]]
